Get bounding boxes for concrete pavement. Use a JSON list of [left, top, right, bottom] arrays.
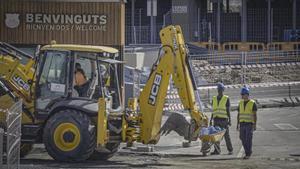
[[14, 107, 300, 168], [119, 106, 300, 161]]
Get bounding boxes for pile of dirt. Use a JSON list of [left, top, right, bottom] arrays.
[[192, 60, 300, 85]]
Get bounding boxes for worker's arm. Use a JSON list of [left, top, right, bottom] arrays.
[[210, 113, 213, 126], [209, 99, 213, 126], [252, 102, 258, 130], [236, 106, 240, 130], [226, 98, 231, 126], [253, 111, 257, 130]]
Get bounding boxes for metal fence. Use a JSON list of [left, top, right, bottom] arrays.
[[191, 50, 300, 85], [166, 50, 300, 111], [124, 66, 142, 106], [0, 100, 22, 169], [190, 50, 300, 65], [126, 25, 164, 45], [124, 49, 300, 111], [164, 81, 300, 112]]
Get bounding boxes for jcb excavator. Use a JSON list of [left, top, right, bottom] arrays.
[[0, 25, 207, 162]]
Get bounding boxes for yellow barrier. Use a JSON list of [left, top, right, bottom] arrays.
[[191, 41, 300, 52], [191, 42, 222, 51], [222, 42, 265, 52], [267, 42, 300, 51]]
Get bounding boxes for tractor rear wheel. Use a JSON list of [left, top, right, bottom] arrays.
[[43, 109, 96, 162]]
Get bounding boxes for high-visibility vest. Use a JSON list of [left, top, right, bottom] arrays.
[[212, 95, 228, 119], [239, 99, 255, 123]]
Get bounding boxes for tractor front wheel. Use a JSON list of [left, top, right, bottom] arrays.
[[43, 109, 96, 162]]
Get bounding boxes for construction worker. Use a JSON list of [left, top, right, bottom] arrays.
[[210, 82, 233, 155], [237, 86, 257, 159], [74, 68, 90, 97]]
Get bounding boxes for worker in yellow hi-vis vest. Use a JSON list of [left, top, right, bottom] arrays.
[[210, 82, 233, 155], [237, 86, 258, 159]]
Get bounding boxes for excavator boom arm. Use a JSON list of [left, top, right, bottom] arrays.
[[138, 25, 207, 144]]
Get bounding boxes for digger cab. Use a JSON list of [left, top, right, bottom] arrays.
[[35, 44, 123, 117]]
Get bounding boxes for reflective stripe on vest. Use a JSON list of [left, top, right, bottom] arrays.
[[239, 99, 255, 123], [212, 95, 228, 119]]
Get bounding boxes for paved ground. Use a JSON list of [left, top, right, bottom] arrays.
[[16, 106, 300, 169]]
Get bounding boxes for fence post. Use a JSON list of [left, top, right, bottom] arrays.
[[139, 8, 142, 44], [241, 52, 246, 84], [244, 51, 247, 84], [207, 89, 210, 104], [288, 84, 295, 106], [0, 128, 3, 168], [133, 26, 137, 44]]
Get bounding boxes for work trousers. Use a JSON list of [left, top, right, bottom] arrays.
[[240, 122, 254, 156], [213, 118, 233, 153]]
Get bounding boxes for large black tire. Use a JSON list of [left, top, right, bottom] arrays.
[[20, 143, 33, 158], [89, 142, 120, 161], [43, 109, 96, 162]]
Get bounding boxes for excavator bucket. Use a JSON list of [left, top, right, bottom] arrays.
[[160, 112, 193, 140]]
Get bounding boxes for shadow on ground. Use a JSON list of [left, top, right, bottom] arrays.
[[20, 156, 173, 168]]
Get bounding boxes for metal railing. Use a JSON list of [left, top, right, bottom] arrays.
[[190, 50, 300, 85], [124, 66, 141, 98], [190, 50, 300, 65], [125, 24, 166, 45], [0, 100, 22, 169], [124, 49, 300, 111], [164, 81, 300, 112], [198, 82, 300, 103]]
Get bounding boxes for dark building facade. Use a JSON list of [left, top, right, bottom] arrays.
[[126, 0, 300, 44]]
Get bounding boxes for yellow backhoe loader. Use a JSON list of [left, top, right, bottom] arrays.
[[0, 25, 207, 162]]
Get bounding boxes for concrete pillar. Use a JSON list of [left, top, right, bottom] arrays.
[[172, 0, 199, 42], [217, 0, 221, 43], [292, 0, 297, 30], [197, 7, 201, 41], [226, 0, 230, 13], [171, 0, 190, 40], [131, 0, 135, 44], [150, 15, 154, 43], [267, 0, 272, 43], [149, 0, 157, 44], [241, 0, 247, 42]]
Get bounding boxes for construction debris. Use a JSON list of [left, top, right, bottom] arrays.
[[192, 60, 300, 85]]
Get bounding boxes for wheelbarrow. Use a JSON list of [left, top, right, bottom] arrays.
[[199, 129, 226, 156]]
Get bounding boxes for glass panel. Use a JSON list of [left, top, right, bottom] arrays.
[[36, 51, 68, 110], [73, 52, 97, 98], [74, 52, 96, 80]]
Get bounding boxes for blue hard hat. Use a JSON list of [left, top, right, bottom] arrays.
[[241, 86, 250, 95], [217, 82, 225, 90]]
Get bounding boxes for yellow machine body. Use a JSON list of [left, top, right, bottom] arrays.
[[136, 25, 207, 144], [1, 25, 207, 161], [0, 52, 35, 125]]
